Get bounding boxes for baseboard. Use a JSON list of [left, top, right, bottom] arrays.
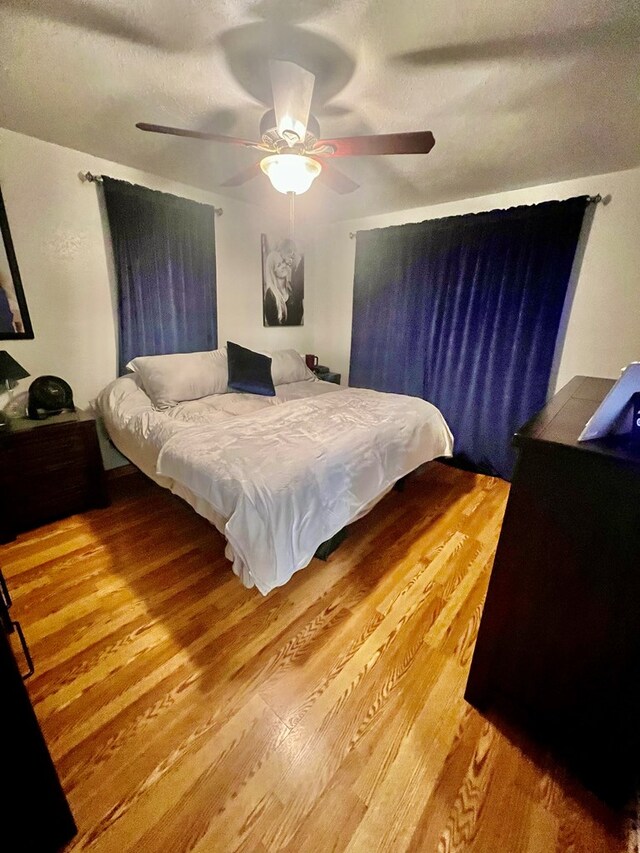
[[105, 463, 138, 483]]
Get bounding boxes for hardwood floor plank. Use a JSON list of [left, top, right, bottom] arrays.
[[464, 727, 531, 853], [74, 694, 287, 852], [2, 463, 628, 852], [345, 657, 469, 853], [281, 772, 368, 853], [407, 705, 487, 850]]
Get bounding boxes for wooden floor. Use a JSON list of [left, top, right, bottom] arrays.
[[3, 463, 634, 852]]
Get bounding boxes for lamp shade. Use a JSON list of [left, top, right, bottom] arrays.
[[0, 351, 29, 382], [260, 153, 322, 195]]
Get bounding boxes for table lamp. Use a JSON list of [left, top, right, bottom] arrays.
[[0, 351, 30, 429]]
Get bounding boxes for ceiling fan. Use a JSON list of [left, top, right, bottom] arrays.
[[137, 60, 435, 196]]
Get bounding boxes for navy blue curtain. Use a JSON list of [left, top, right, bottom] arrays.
[[350, 197, 589, 479], [102, 178, 217, 374]]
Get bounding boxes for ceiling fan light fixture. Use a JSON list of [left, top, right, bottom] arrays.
[[260, 153, 321, 195]]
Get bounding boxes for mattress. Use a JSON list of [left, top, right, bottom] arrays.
[[96, 375, 453, 593]]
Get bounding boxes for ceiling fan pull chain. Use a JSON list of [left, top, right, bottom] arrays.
[[288, 191, 295, 240]]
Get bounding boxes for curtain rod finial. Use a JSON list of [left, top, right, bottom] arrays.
[[79, 171, 102, 184]]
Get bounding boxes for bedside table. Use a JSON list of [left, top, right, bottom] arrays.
[[0, 411, 109, 543], [314, 370, 341, 385]]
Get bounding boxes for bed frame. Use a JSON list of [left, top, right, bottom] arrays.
[[313, 475, 407, 561]]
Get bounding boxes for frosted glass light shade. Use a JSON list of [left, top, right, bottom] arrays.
[[260, 154, 322, 195]]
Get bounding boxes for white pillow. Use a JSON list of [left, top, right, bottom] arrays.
[[126, 349, 228, 408], [270, 349, 314, 385]]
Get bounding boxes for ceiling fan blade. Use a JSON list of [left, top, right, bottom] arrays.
[[136, 122, 262, 149], [316, 131, 435, 157], [219, 162, 263, 187], [269, 60, 315, 145], [313, 159, 359, 194]]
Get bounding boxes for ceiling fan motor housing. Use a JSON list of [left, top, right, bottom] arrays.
[[260, 109, 321, 150]]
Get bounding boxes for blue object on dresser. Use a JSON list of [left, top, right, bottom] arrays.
[[631, 391, 640, 442]]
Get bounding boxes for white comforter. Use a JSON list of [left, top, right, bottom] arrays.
[[155, 388, 453, 594]]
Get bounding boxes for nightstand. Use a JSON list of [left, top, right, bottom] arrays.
[[0, 411, 109, 543], [315, 370, 341, 385]]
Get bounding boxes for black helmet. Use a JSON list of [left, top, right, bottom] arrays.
[[28, 376, 75, 419]]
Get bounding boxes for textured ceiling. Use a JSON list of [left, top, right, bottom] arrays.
[[1, 0, 639, 223]]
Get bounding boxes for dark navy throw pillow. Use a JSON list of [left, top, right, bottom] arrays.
[[227, 341, 276, 397]]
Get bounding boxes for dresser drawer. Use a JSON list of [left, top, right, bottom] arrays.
[[19, 442, 88, 475], [9, 424, 88, 459], [0, 413, 108, 538], [13, 482, 95, 530]]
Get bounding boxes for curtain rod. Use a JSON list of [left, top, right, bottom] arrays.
[[79, 171, 224, 216], [347, 194, 604, 238]]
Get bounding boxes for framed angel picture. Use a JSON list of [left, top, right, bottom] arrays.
[[261, 233, 304, 327], [0, 186, 34, 339]]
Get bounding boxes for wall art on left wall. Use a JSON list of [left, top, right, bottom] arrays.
[[0, 186, 34, 339]]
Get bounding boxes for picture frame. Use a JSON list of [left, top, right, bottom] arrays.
[[261, 233, 304, 327], [0, 186, 34, 340]]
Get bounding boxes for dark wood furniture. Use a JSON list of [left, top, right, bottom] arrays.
[[0, 411, 109, 543], [0, 567, 77, 850], [465, 376, 640, 806]]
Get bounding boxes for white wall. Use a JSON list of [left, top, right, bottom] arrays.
[[308, 165, 640, 393], [0, 128, 316, 465]]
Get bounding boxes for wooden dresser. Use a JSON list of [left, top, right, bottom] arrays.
[[0, 411, 109, 543], [465, 376, 640, 806]]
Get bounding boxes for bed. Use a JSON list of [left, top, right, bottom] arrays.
[[96, 348, 453, 594]]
